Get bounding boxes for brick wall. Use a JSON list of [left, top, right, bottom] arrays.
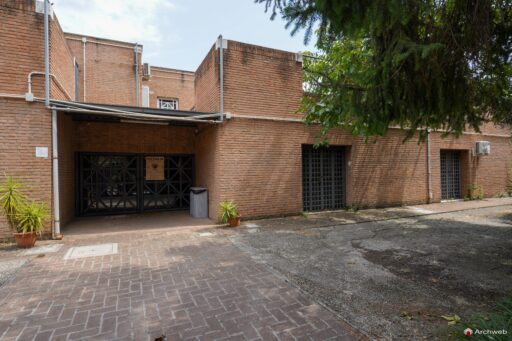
[[0, 99, 52, 238], [143, 67, 195, 110], [49, 16, 75, 100], [194, 45, 220, 113], [58, 113, 74, 226], [74, 121, 195, 154], [202, 118, 512, 220], [431, 132, 512, 201], [223, 41, 303, 118], [195, 124, 222, 219], [0, 1, 44, 97], [64, 33, 141, 106]]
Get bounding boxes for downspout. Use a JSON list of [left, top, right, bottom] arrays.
[[427, 129, 433, 203], [134, 43, 139, 106], [52, 109, 61, 239], [44, 1, 61, 239], [44, 0, 49, 106], [82, 37, 86, 101], [218, 35, 224, 121]]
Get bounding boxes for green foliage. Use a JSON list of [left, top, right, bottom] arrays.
[[16, 202, 48, 234], [345, 204, 360, 212], [442, 314, 461, 325], [466, 183, 484, 200], [447, 296, 512, 341], [0, 176, 26, 230], [218, 200, 239, 224], [257, 0, 512, 141], [495, 191, 510, 198]]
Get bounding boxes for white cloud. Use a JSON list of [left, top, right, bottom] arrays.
[[52, 0, 177, 44]]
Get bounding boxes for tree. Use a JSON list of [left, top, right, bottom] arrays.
[[256, 0, 512, 141]]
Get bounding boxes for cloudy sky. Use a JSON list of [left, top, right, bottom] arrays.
[[51, 0, 315, 71]]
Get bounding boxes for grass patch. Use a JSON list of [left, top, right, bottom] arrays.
[[447, 296, 511, 340]]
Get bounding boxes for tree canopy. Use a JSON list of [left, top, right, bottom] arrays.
[[256, 0, 512, 141]]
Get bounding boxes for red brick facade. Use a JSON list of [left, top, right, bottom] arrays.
[[144, 67, 195, 110], [0, 1, 511, 236]]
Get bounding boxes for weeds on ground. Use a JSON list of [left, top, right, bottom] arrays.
[[446, 296, 512, 340], [465, 183, 484, 200], [345, 205, 359, 212]]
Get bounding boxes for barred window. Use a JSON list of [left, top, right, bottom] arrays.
[[157, 98, 178, 110]]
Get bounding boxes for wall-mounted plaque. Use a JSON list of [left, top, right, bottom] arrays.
[[145, 156, 165, 180]]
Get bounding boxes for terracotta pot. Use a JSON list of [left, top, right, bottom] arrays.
[[228, 216, 241, 227], [14, 232, 37, 248]]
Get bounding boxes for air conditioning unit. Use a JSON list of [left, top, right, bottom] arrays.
[[142, 63, 151, 79], [475, 141, 490, 156]]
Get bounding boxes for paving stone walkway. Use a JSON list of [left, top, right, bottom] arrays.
[[0, 226, 364, 341]]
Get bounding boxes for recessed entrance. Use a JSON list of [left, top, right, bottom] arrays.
[[302, 145, 346, 211], [76, 153, 194, 216], [440, 150, 462, 200]]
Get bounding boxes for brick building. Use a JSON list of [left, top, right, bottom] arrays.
[[1, 1, 511, 238]]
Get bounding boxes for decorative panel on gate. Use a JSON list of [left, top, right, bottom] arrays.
[[77, 153, 194, 216]]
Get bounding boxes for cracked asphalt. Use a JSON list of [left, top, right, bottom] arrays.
[[229, 201, 512, 340]]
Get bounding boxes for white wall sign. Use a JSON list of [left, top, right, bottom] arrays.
[[35, 147, 48, 158]]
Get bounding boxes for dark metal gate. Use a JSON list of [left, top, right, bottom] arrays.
[[440, 150, 461, 200], [77, 153, 194, 216], [302, 145, 346, 211]]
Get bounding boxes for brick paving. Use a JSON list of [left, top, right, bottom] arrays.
[[0, 226, 364, 341]]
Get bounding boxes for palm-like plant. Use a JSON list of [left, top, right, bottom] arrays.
[[0, 176, 26, 230], [218, 200, 239, 224], [16, 202, 48, 234]]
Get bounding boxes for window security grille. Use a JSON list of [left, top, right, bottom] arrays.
[[302, 146, 346, 211], [157, 98, 178, 110], [440, 150, 462, 200]]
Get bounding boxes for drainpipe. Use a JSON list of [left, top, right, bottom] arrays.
[[52, 109, 62, 239], [134, 43, 139, 106], [218, 35, 224, 121], [82, 37, 87, 101], [44, 0, 49, 106], [44, 1, 61, 239], [427, 129, 433, 203]]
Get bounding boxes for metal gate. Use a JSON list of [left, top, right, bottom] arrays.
[[77, 153, 194, 216], [302, 145, 346, 211], [440, 150, 461, 200]]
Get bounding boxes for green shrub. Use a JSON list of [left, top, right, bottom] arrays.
[[218, 200, 239, 224], [467, 183, 484, 200], [447, 296, 512, 341]]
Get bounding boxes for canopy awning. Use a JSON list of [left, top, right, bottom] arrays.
[[49, 100, 225, 125]]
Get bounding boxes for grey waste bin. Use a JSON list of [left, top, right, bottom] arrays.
[[190, 187, 208, 218]]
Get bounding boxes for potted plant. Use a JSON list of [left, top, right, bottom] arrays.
[[0, 176, 48, 248], [14, 202, 48, 248], [219, 200, 241, 227]]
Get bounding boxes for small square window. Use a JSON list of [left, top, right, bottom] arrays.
[[157, 98, 179, 110]]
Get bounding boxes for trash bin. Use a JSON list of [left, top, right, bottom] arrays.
[[190, 187, 208, 218]]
